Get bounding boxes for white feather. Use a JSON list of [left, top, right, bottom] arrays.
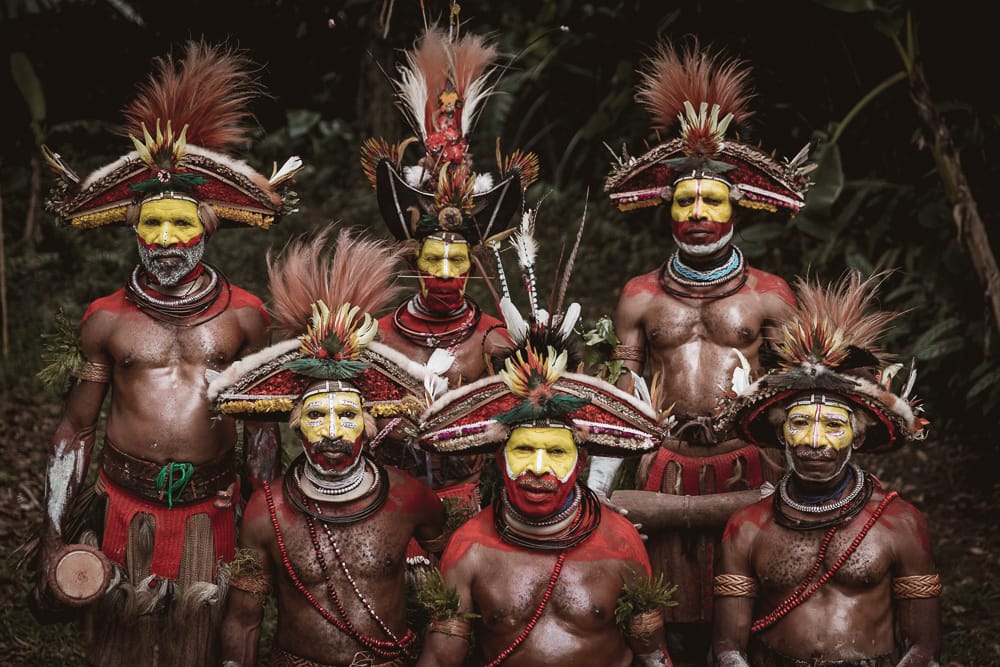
[[394, 59, 428, 140], [511, 210, 538, 270], [426, 348, 456, 376], [472, 172, 494, 194], [555, 302, 581, 341], [730, 348, 751, 395], [403, 164, 429, 187], [460, 72, 496, 137], [500, 296, 529, 344], [269, 156, 303, 186], [902, 360, 918, 400]]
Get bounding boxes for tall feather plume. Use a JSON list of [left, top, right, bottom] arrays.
[[773, 273, 899, 370], [267, 228, 402, 339], [636, 39, 753, 133], [448, 32, 498, 136], [554, 195, 587, 315], [511, 208, 539, 317], [122, 41, 262, 153], [394, 27, 450, 140]]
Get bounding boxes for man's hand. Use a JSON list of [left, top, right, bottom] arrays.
[[214, 482, 236, 509]]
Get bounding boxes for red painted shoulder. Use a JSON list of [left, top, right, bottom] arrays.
[[385, 467, 441, 515], [440, 509, 498, 573], [722, 497, 771, 542], [228, 284, 269, 325], [592, 509, 651, 575], [744, 267, 794, 306], [81, 288, 132, 324], [621, 270, 661, 298]]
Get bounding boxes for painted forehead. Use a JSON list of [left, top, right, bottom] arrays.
[[507, 425, 577, 447], [303, 390, 362, 409], [786, 403, 851, 420], [673, 177, 731, 196]]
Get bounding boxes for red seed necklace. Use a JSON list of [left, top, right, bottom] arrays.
[[483, 550, 568, 666], [751, 491, 898, 634], [263, 481, 416, 658]]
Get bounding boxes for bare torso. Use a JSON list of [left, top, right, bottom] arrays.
[[615, 266, 793, 419], [419, 507, 652, 666], [82, 286, 268, 465], [717, 484, 937, 662], [229, 466, 444, 663]]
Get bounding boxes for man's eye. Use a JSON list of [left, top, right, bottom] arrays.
[[515, 446, 534, 453], [676, 198, 694, 206], [549, 449, 566, 456], [307, 411, 324, 419], [340, 411, 357, 420], [704, 198, 722, 205], [790, 419, 809, 427], [143, 220, 160, 226], [174, 220, 191, 227]]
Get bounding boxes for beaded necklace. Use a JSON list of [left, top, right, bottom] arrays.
[[658, 255, 748, 301], [392, 297, 482, 348], [773, 471, 873, 531], [262, 481, 416, 659], [284, 455, 388, 524], [751, 490, 898, 634], [125, 263, 231, 326], [301, 454, 368, 497], [667, 246, 744, 287], [483, 550, 567, 667], [779, 463, 865, 514], [493, 485, 602, 551]]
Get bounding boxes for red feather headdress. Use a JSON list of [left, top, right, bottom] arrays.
[[361, 27, 538, 246], [45, 41, 302, 231], [716, 273, 930, 453], [607, 40, 811, 216]]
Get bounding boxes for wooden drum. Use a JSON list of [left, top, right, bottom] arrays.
[[47, 544, 111, 607]]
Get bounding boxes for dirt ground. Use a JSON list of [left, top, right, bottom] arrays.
[[1, 391, 997, 665]]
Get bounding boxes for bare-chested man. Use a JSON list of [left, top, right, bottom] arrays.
[[36, 42, 297, 666], [416, 336, 673, 666], [588, 42, 811, 663], [221, 380, 446, 666], [712, 275, 939, 666], [362, 26, 536, 514]]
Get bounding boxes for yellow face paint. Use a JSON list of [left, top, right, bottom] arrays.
[[300, 391, 365, 445], [416, 237, 471, 280], [783, 403, 855, 451], [504, 426, 579, 482], [136, 198, 204, 247], [670, 178, 732, 223]]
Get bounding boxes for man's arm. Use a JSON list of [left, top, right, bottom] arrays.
[[617, 530, 673, 667], [220, 489, 275, 666], [711, 511, 760, 667], [413, 485, 448, 558], [238, 306, 281, 489], [416, 545, 478, 667], [892, 503, 941, 666], [37, 316, 110, 605], [587, 288, 649, 496]]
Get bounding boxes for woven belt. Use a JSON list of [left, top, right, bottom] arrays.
[[751, 639, 896, 667], [101, 440, 235, 506]]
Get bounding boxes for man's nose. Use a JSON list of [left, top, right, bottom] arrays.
[[158, 223, 180, 247], [530, 449, 549, 475]]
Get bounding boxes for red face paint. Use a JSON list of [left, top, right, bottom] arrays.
[[670, 219, 734, 247], [418, 274, 469, 313]]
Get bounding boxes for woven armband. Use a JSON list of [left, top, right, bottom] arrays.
[[428, 617, 474, 642], [611, 344, 644, 362], [72, 361, 111, 383], [230, 572, 272, 598], [627, 609, 665, 638], [714, 574, 759, 598], [892, 574, 942, 599]]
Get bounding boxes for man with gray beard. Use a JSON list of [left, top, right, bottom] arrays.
[[36, 42, 298, 666]]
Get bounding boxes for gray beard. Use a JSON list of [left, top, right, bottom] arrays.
[[674, 227, 734, 257], [137, 240, 205, 286]]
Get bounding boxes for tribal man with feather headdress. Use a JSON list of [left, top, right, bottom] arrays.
[[213, 230, 446, 667], [712, 273, 938, 666], [416, 215, 673, 667], [36, 41, 300, 665], [586, 40, 813, 664], [361, 24, 538, 533]]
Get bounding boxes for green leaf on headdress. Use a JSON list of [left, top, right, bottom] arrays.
[[282, 358, 369, 380], [494, 393, 590, 425], [129, 172, 208, 194]]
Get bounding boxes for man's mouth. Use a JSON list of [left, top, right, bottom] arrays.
[[516, 477, 558, 494]]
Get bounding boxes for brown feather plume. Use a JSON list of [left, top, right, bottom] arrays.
[[636, 39, 754, 132], [122, 41, 263, 153], [774, 273, 899, 370], [267, 228, 403, 338], [408, 28, 450, 133]]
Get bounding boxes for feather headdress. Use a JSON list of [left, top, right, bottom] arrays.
[[716, 273, 929, 453], [208, 229, 442, 419], [361, 27, 538, 246], [418, 206, 667, 457], [45, 41, 302, 231], [606, 39, 811, 215]]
